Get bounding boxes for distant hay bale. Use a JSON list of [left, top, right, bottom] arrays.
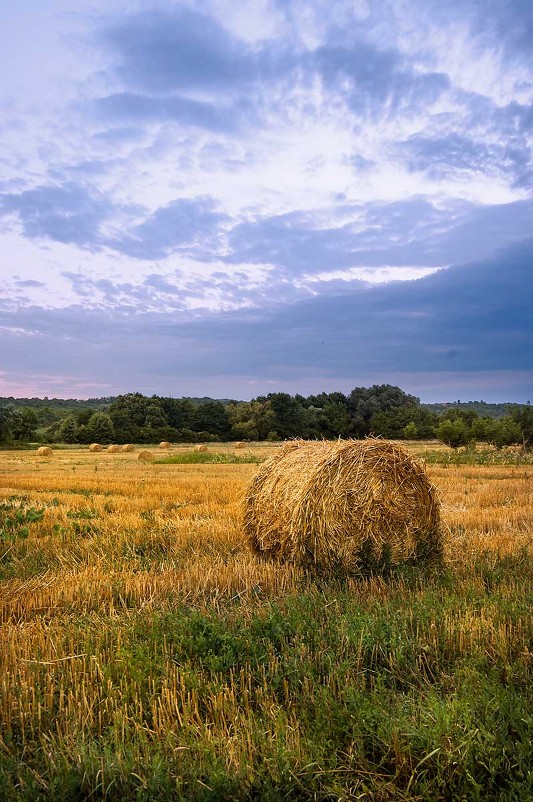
[[194, 444, 208, 452], [121, 444, 135, 452], [138, 450, 155, 462], [243, 438, 441, 573], [36, 446, 53, 457], [89, 444, 103, 453], [234, 441, 245, 449], [107, 445, 121, 453], [159, 441, 171, 449]]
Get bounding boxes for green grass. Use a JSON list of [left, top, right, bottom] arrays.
[[0, 498, 45, 544], [156, 451, 264, 465], [422, 448, 533, 466], [1, 556, 532, 801]]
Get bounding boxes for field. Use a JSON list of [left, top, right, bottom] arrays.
[[0, 443, 532, 801]]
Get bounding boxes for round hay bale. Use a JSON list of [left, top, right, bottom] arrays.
[[89, 443, 103, 453], [234, 441, 245, 449], [159, 441, 171, 449], [194, 444, 208, 452], [138, 450, 155, 462], [243, 438, 441, 573], [121, 444, 135, 452], [36, 446, 53, 457], [107, 444, 121, 453]]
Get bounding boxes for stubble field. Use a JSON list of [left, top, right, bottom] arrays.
[[0, 443, 532, 801]]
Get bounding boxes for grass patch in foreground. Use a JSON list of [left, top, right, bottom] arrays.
[[1, 554, 532, 801], [157, 451, 263, 465]]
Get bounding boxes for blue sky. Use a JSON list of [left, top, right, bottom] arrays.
[[0, 0, 532, 401]]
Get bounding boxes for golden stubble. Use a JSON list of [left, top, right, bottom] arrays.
[[0, 444, 531, 616], [0, 443, 531, 753]]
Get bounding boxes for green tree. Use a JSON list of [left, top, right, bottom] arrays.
[[436, 418, 470, 448], [86, 412, 115, 444], [321, 400, 352, 437], [76, 408, 94, 427], [513, 405, 533, 450], [37, 405, 60, 426], [349, 385, 419, 437], [109, 393, 155, 442], [76, 424, 90, 445], [469, 416, 492, 443], [57, 415, 78, 444], [145, 402, 167, 430], [470, 416, 522, 449], [488, 417, 522, 449], [160, 398, 197, 431], [12, 407, 38, 441], [441, 408, 479, 425], [195, 401, 232, 439], [264, 393, 305, 439], [370, 405, 437, 439], [228, 400, 275, 441], [0, 406, 15, 443], [403, 421, 418, 440]]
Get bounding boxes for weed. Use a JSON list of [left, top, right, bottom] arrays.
[[157, 451, 263, 465]]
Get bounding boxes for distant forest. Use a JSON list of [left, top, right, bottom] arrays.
[[0, 386, 532, 450]]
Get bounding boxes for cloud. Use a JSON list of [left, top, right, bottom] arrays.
[[0, 183, 230, 262], [93, 92, 248, 134], [93, 3, 449, 136], [312, 43, 450, 117], [14, 279, 45, 288], [1, 238, 531, 400], [100, 6, 285, 93], [224, 198, 533, 275], [109, 196, 230, 260], [441, 0, 533, 62], [0, 182, 114, 248]]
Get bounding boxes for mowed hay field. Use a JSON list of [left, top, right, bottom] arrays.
[[0, 444, 532, 802]]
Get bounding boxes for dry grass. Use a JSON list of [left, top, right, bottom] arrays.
[[1, 440, 529, 618], [0, 444, 284, 621], [0, 442, 531, 800], [244, 439, 440, 572]]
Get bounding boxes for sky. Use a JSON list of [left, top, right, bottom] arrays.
[[0, 0, 532, 402]]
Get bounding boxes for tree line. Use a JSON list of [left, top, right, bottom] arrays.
[[0, 386, 532, 450]]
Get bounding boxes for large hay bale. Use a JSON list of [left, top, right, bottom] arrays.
[[89, 443, 103, 453], [159, 441, 171, 449], [36, 446, 53, 456], [121, 444, 135, 452], [194, 444, 208, 452], [243, 438, 441, 573], [234, 441, 245, 449], [138, 450, 155, 462], [107, 444, 121, 453]]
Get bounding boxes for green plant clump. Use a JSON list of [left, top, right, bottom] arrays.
[[0, 500, 45, 543], [157, 451, 263, 465]]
